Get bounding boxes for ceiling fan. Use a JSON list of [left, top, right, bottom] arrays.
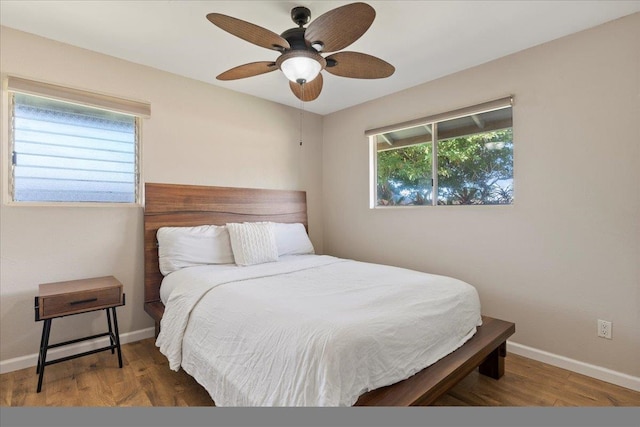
[[206, 2, 395, 102]]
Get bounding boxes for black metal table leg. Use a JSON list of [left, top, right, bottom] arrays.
[[36, 320, 47, 374], [111, 306, 123, 368], [36, 319, 52, 393], [106, 308, 115, 354]]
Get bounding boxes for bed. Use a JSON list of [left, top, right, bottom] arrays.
[[143, 182, 515, 406]]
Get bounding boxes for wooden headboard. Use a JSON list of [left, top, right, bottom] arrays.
[[143, 182, 308, 334]]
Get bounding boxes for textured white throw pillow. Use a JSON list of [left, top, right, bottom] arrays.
[[227, 222, 279, 266], [157, 225, 235, 275], [273, 222, 315, 256]]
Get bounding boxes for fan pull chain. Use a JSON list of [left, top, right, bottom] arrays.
[[299, 83, 305, 146]]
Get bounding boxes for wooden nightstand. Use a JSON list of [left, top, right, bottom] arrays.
[[34, 276, 125, 393]]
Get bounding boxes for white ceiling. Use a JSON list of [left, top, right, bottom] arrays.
[[1, 1, 639, 115]]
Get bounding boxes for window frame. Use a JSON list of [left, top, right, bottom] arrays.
[[368, 97, 514, 208], [3, 76, 149, 207]]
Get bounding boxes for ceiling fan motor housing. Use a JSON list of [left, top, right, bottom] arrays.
[[280, 27, 310, 50]]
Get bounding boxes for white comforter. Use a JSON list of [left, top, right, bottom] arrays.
[[156, 255, 482, 406]]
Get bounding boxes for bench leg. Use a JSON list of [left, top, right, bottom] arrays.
[[479, 341, 506, 379]]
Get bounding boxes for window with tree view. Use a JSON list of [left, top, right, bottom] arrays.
[[371, 99, 513, 206]]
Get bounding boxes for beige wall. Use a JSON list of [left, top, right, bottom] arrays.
[[322, 13, 640, 377], [0, 27, 323, 362]]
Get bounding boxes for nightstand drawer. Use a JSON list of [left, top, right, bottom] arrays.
[[41, 287, 122, 318], [36, 275, 124, 320]]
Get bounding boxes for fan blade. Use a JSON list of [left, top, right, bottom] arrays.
[[289, 73, 323, 101], [324, 52, 395, 79], [217, 62, 278, 80], [207, 13, 290, 51], [304, 3, 375, 53]]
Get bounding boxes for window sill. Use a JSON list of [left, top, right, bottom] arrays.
[[3, 201, 143, 208]]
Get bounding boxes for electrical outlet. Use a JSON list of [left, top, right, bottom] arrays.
[[597, 319, 612, 339]]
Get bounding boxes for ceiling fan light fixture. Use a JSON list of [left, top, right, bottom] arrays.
[[281, 56, 321, 83], [276, 50, 326, 84]]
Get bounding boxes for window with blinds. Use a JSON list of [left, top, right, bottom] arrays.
[[7, 77, 149, 204]]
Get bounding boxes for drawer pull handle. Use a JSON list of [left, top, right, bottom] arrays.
[[70, 298, 98, 305]]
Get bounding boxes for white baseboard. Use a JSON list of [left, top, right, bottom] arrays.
[[0, 327, 155, 375], [507, 341, 640, 392]]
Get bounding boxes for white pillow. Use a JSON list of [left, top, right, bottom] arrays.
[[157, 225, 234, 275], [227, 222, 279, 266], [273, 222, 315, 256]]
